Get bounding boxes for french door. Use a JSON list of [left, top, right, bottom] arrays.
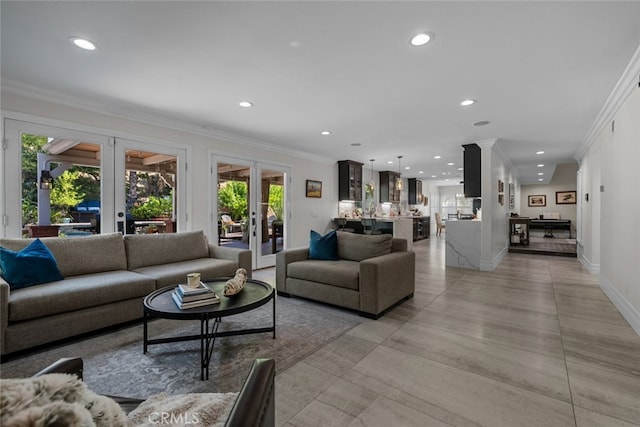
[[212, 155, 289, 270], [114, 138, 187, 234], [2, 118, 187, 238], [2, 119, 114, 238]]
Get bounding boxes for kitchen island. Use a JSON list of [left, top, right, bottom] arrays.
[[333, 217, 414, 250], [445, 219, 482, 269]]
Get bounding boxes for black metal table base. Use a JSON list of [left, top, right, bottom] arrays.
[[144, 296, 276, 380]]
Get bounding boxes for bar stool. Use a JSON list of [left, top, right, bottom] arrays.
[[336, 218, 355, 233], [361, 217, 381, 235]]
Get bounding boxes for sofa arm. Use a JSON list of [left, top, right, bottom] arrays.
[[359, 251, 416, 316], [275, 247, 309, 294], [225, 358, 275, 427], [208, 244, 253, 278], [1, 281, 8, 355]]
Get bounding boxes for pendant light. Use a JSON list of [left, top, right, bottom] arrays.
[[396, 156, 403, 191], [368, 159, 375, 194]]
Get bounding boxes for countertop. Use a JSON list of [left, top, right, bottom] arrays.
[[334, 216, 428, 221]]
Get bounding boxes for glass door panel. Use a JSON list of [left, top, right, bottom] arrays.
[[216, 160, 251, 250], [115, 139, 184, 235], [257, 166, 286, 267], [3, 119, 113, 238]]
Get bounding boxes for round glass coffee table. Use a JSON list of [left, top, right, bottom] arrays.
[[143, 277, 275, 380]]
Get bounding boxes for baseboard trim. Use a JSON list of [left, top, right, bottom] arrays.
[[600, 274, 640, 336], [578, 254, 600, 275], [481, 245, 507, 271]]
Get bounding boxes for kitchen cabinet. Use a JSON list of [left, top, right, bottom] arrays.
[[463, 143, 481, 198], [408, 178, 422, 204], [338, 160, 363, 201], [412, 216, 430, 241], [379, 171, 401, 203]]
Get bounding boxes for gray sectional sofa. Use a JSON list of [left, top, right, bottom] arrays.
[[0, 230, 251, 356], [276, 231, 415, 318]]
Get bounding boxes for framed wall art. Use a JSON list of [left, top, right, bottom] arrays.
[[306, 180, 322, 198], [556, 191, 576, 204], [528, 195, 546, 207]]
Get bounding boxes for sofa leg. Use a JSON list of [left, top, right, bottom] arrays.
[[276, 291, 291, 298]]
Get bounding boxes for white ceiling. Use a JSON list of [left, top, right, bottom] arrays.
[[3, 1, 640, 186]]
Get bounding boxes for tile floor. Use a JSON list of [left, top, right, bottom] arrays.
[[259, 237, 640, 427]]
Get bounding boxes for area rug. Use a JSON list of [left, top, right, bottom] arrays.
[[0, 297, 361, 398]]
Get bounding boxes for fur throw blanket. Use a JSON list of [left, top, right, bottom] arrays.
[[0, 374, 127, 427], [126, 392, 238, 427]]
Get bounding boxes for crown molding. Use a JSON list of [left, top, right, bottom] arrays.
[[576, 42, 640, 160], [1, 79, 334, 164]]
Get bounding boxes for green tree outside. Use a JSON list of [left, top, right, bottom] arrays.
[[50, 170, 85, 222], [218, 181, 248, 221]]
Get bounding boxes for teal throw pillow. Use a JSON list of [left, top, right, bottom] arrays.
[[309, 230, 339, 260], [0, 239, 64, 290]]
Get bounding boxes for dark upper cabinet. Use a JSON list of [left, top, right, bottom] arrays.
[[338, 160, 363, 201], [463, 143, 481, 198], [379, 171, 401, 203], [408, 178, 422, 204]]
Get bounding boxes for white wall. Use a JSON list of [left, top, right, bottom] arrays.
[[479, 140, 513, 271], [577, 142, 602, 273], [520, 163, 579, 237], [592, 87, 640, 334], [1, 92, 337, 249]]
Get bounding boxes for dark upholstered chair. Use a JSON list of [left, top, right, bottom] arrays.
[[34, 357, 275, 427]]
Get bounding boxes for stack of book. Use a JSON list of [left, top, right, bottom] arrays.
[[172, 282, 220, 309]]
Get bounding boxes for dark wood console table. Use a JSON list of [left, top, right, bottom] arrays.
[[529, 219, 572, 238]]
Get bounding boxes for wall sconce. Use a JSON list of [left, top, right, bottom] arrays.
[[395, 155, 403, 191], [40, 170, 53, 190]]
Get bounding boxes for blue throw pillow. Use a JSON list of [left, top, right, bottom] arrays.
[[0, 239, 64, 290], [309, 230, 339, 260]]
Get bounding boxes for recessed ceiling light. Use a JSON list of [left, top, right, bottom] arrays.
[[536, 151, 545, 155], [538, 178, 544, 181], [457, 167, 464, 171], [238, 101, 253, 108], [419, 171, 424, 174], [538, 172, 544, 175], [431, 175, 437, 178], [321, 131, 331, 135], [460, 99, 476, 106], [434, 155, 441, 159], [537, 164, 544, 167], [410, 33, 433, 46], [447, 162, 454, 166], [69, 36, 96, 51], [473, 121, 490, 126], [350, 143, 361, 147], [404, 166, 410, 170], [388, 161, 394, 164]]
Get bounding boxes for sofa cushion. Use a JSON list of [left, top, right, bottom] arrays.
[[132, 258, 239, 288], [8, 271, 156, 322], [309, 230, 339, 260], [0, 233, 127, 277], [287, 259, 360, 291], [125, 231, 209, 270], [336, 231, 393, 262], [0, 239, 63, 290]]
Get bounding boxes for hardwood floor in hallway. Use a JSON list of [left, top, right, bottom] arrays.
[[260, 236, 640, 427]]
